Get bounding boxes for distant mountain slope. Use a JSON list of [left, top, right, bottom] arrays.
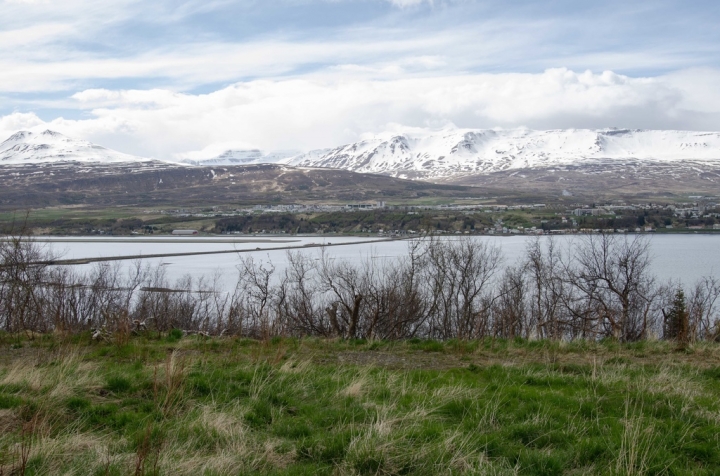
[[3, 128, 720, 202], [289, 128, 720, 179], [0, 130, 151, 164], [0, 162, 482, 210]]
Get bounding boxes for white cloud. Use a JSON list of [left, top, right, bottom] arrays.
[[0, 112, 45, 134], [384, 0, 466, 6], [0, 33, 462, 93], [662, 68, 720, 113], [1, 1, 716, 95], [1, 2, 719, 159], [386, 0, 430, 6], [3, 68, 718, 159]]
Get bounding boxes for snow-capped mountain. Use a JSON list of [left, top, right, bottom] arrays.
[[182, 149, 299, 166], [4, 128, 720, 186], [289, 128, 720, 180], [0, 130, 150, 164]]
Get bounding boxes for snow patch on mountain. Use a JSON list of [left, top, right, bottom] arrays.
[[0, 130, 150, 164], [288, 128, 720, 179], [4, 128, 720, 182], [181, 149, 300, 166]]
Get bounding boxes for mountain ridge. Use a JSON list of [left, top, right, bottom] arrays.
[[1, 129, 719, 205], [0, 130, 151, 164], [4, 128, 720, 184], [287, 128, 720, 180]]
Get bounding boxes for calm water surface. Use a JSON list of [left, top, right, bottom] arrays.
[[35, 234, 720, 292]]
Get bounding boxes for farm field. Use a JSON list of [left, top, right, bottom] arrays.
[[1, 336, 719, 475]]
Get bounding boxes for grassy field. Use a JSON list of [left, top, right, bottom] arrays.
[[0, 207, 156, 224], [1, 335, 719, 475]]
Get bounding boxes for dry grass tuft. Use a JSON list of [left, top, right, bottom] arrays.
[[339, 368, 372, 398], [432, 384, 476, 402], [613, 400, 659, 476], [196, 403, 247, 439], [279, 358, 311, 374], [641, 366, 702, 400], [440, 430, 494, 474], [0, 408, 21, 434], [340, 380, 365, 398], [1, 358, 42, 389], [0, 348, 99, 399]]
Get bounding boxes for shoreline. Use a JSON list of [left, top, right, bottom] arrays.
[[11, 236, 410, 266]]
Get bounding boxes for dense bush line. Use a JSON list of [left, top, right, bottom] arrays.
[[1, 234, 719, 343]]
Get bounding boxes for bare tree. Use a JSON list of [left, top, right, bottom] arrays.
[[686, 276, 720, 341], [0, 230, 56, 334], [525, 237, 568, 340], [422, 238, 503, 339], [135, 266, 174, 332], [370, 240, 433, 339], [278, 251, 329, 337], [5, 223, 717, 345], [492, 265, 528, 339], [236, 255, 278, 338], [569, 233, 656, 341], [319, 249, 365, 339]]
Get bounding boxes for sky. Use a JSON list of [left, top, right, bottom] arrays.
[[1, 0, 720, 159]]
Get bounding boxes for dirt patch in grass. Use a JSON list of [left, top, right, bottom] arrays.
[[310, 341, 720, 372], [318, 350, 465, 370]]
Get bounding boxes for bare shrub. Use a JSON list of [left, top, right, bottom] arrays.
[[0, 233, 56, 335], [491, 265, 528, 339], [362, 241, 432, 340], [277, 252, 329, 337], [3, 227, 719, 344], [236, 256, 281, 338], [525, 237, 569, 339], [687, 276, 720, 341], [318, 249, 366, 339], [421, 238, 503, 339], [568, 233, 657, 341]]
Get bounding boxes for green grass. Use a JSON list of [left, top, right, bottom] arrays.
[[1, 336, 719, 474], [0, 207, 150, 223]]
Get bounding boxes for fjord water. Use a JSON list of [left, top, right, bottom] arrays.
[[36, 234, 720, 292]]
